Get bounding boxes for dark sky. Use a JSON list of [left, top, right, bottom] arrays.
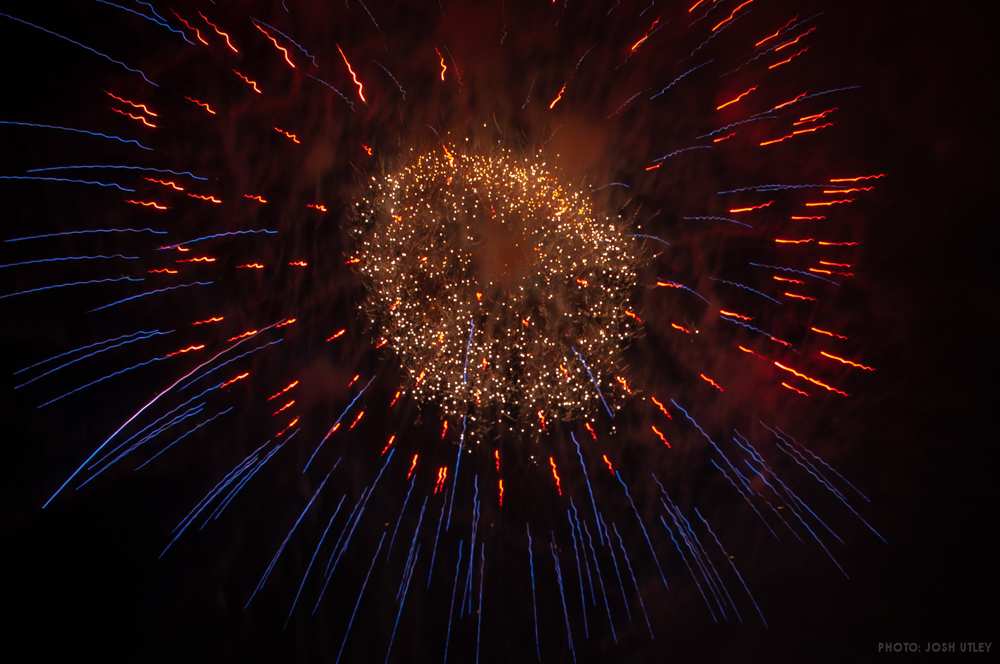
[[1, 1, 997, 662]]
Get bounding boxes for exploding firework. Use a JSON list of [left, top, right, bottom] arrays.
[[2, 1, 890, 661]]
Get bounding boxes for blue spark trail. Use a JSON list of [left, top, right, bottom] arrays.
[[385, 550, 419, 664], [36, 350, 169, 409], [655, 279, 710, 305], [282, 494, 348, 629], [178, 338, 284, 391], [461, 476, 480, 616], [710, 276, 782, 304], [6, 227, 166, 243], [570, 431, 605, 545], [26, 164, 206, 180], [614, 471, 669, 589], [629, 233, 671, 248], [386, 474, 416, 558], [133, 1, 193, 44], [569, 503, 597, 607], [599, 516, 631, 624], [159, 228, 279, 250], [526, 525, 542, 661], [89, 280, 213, 312], [658, 513, 718, 622], [445, 414, 467, 530], [611, 522, 654, 638], [209, 441, 288, 522], [15, 328, 167, 386], [428, 493, 447, 588], [765, 423, 871, 503], [1, 253, 139, 270], [475, 542, 486, 664], [566, 507, 590, 638], [697, 114, 777, 140], [134, 406, 234, 469], [0, 12, 158, 86], [245, 468, 334, 609], [398, 496, 428, 600], [571, 346, 614, 418], [303, 376, 376, 472], [95, 1, 192, 44], [749, 261, 839, 285], [709, 459, 779, 540], [251, 18, 318, 67], [580, 519, 617, 643], [1, 275, 142, 301], [677, 505, 742, 622], [550, 533, 577, 664], [0, 175, 135, 191], [335, 530, 386, 664], [694, 507, 768, 627], [683, 215, 752, 229], [718, 314, 785, 343], [312, 487, 370, 615], [443, 539, 464, 664], [0, 120, 152, 150], [717, 183, 838, 195], [649, 60, 713, 100], [307, 74, 355, 111], [651, 144, 713, 163]]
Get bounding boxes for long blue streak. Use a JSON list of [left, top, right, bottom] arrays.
[[90, 281, 214, 312], [652, 144, 713, 163], [26, 164, 205, 180], [565, 508, 589, 639], [0, 175, 134, 191], [461, 477, 480, 616], [571, 346, 614, 418], [6, 227, 166, 243], [475, 542, 486, 664], [658, 514, 718, 622], [580, 519, 617, 643], [1, 275, 143, 301], [334, 530, 386, 664], [766, 423, 871, 503], [758, 458, 845, 546], [749, 261, 838, 285], [136, 406, 234, 470], [655, 279, 710, 305], [730, 445, 803, 542], [178, 338, 284, 391], [683, 215, 752, 229], [159, 228, 279, 250], [307, 74, 355, 111], [251, 17, 318, 66], [398, 496, 429, 601], [427, 494, 448, 588], [17, 330, 170, 389], [649, 60, 713, 100], [442, 540, 464, 664], [697, 114, 778, 140], [80, 404, 205, 487], [599, 516, 631, 624], [312, 487, 369, 615], [2, 253, 139, 270], [284, 494, 345, 627], [719, 315, 784, 342], [611, 522, 654, 638], [550, 534, 577, 664], [134, 1, 192, 44], [37, 352, 166, 409], [159, 450, 261, 558], [525, 525, 541, 662], [445, 414, 467, 530], [0, 12, 158, 86], [614, 471, 668, 588], [570, 431, 605, 545], [569, 501, 597, 606], [710, 277, 782, 304], [95, 0, 192, 44], [628, 233, 671, 248], [15, 327, 164, 378], [245, 468, 334, 609], [717, 183, 836, 195], [385, 549, 419, 663], [709, 459, 779, 540], [694, 507, 768, 627], [676, 504, 741, 622], [0, 120, 152, 150], [386, 474, 416, 558], [212, 442, 286, 521], [303, 376, 376, 472]]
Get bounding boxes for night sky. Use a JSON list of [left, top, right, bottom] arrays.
[[2, 1, 996, 662]]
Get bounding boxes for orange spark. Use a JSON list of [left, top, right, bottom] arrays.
[[769, 47, 808, 70], [823, 186, 874, 195], [267, 380, 300, 401], [629, 17, 660, 53], [389, 389, 402, 408], [273, 127, 301, 144], [712, 0, 754, 32], [144, 177, 183, 191], [185, 97, 216, 115], [347, 374, 360, 388], [644, 163, 662, 171], [796, 107, 838, 125], [236, 262, 264, 270], [362, 143, 374, 157], [381, 434, 397, 456], [717, 85, 757, 111], [699, 372, 724, 391], [110, 107, 157, 128], [584, 422, 598, 441], [651, 424, 672, 448], [337, 44, 366, 103], [199, 12, 238, 53], [650, 395, 672, 419], [772, 91, 807, 111], [288, 260, 308, 267], [440, 420, 449, 440], [233, 69, 262, 94], [810, 326, 848, 340], [166, 344, 205, 358], [624, 308, 643, 324], [719, 309, 753, 321], [407, 453, 419, 479], [713, 131, 737, 143], [147, 268, 177, 275], [125, 199, 167, 210], [729, 200, 774, 214], [784, 291, 816, 301], [176, 255, 215, 263], [791, 215, 826, 221], [171, 10, 208, 46], [601, 454, 615, 475], [774, 26, 817, 52], [326, 328, 346, 342], [805, 198, 853, 207], [254, 23, 295, 67], [548, 457, 563, 497], [271, 400, 295, 416], [775, 237, 814, 245], [671, 322, 692, 334], [820, 351, 875, 372], [434, 47, 447, 81], [829, 173, 886, 183], [688, 0, 707, 13], [276, 317, 297, 329], [220, 372, 249, 388], [781, 381, 810, 397], [192, 316, 223, 326], [349, 410, 365, 430], [537, 410, 548, 430], [497, 479, 504, 508], [754, 16, 797, 47], [187, 193, 222, 205], [226, 329, 258, 342], [307, 203, 328, 213], [105, 91, 157, 117], [242, 194, 268, 205], [772, 275, 804, 284], [817, 240, 860, 247], [548, 83, 567, 110], [774, 361, 848, 396], [276, 416, 300, 438]]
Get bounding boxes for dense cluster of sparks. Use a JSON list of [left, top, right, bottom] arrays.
[[352, 147, 639, 435]]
